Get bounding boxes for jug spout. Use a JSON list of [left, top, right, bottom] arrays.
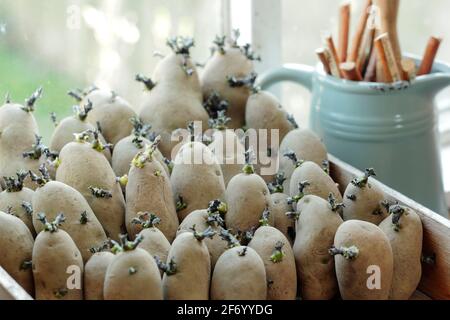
[[417, 73, 450, 95], [415, 58, 450, 95]]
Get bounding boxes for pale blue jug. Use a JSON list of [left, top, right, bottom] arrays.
[[258, 55, 450, 216]]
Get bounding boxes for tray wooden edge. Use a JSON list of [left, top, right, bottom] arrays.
[[0, 267, 33, 300]]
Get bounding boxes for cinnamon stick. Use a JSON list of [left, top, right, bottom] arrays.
[[321, 47, 341, 78], [401, 58, 417, 81], [316, 48, 332, 75], [324, 34, 343, 78], [374, 34, 393, 83], [341, 62, 363, 81], [338, 2, 351, 62], [374, 0, 402, 69], [364, 49, 378, 82], [348, 0, 373, 62], [417, 36, 442, 76], [356, 25, 376, 75], [375, 33, 402, 82]]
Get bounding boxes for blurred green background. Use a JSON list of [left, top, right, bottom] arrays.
[[0, 43, 78, 140], [0, 0, 222, 142]]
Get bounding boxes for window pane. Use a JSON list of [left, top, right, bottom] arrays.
[[0, 0, 222, 140]]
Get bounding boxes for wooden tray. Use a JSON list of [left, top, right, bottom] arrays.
[[1, 155, 448, 300]]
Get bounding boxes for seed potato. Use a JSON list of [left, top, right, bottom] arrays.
[[161, 230, 212, 300], [126, 141, 179, 241], [248, 226, 297, 300], [0, 211, 34, 296], [379, 204, 423, 300], [211, 245, 267, 300], [343, 169, 388, 225], [84, 250, 114, 300], [279, 127, 328, 194], [171, 141, 225, 221], [56, 134, 125, 241], [293, 195, 344, 300], [332, 220, 394, 300], [32, 214, 84, 300], [104, 235, 162, 300], [32, 174, 108, 262]]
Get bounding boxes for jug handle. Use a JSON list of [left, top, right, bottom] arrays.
[[257, 64, 315, 91]]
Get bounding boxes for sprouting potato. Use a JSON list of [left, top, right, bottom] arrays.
[[171, 138, 225, 222], [104, 234, 162, 300], [267, 173, 295, 243], [133, 213, 171, 276], [0, 171, 35, 236], [69, 87, 136, 146], [208, 128, 245, 187], [126, 139, 179, 242], [278, 124, 328, 195], [211, 229, 267, 300], [84, 246, 114, 300], [343, 168, 389, 225], [32, 213, 84, 300], [111, 117, 169, 180], [293, 194, 344, 300], [201, 31, 259, 129], [161, 228, 213, 300], [248, 226, 297, 300], [137, 37, 209, 158], [285, 150, 341, 206], [0, 89, 48, 190], [50, 100, 111, 163], [205, 97, 246, 186], [31, 164, 108, 263], [379, 204, 423, 300], [331, 220, 394, 300], [0, 210, 34, 296], [245, 90, 294, 146], [225, 150, 274, 233], [177, 199, 229, 269], [56, 130, 125, 241]]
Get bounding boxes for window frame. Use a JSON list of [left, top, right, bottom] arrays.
[[222, 0, 282, 73]]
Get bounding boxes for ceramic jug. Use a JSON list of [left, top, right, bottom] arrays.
[[258, 55, 450, 216]]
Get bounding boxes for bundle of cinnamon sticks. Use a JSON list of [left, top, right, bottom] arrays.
[[316, 0, 442, 83]]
